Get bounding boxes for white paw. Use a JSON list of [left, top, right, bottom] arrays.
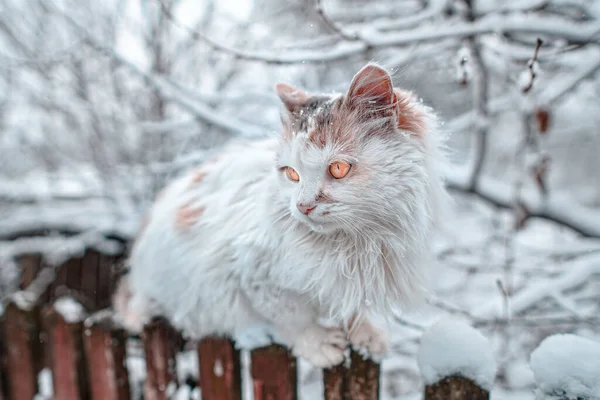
[[292, 325, 348, 368], [348, 320, 389, 359]]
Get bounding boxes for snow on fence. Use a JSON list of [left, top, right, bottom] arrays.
[[530, 334, 600, 400], [1, 252, 599, 399], [418, 319, 496, 400]]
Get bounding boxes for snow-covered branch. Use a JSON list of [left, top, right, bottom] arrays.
[[151, 12, 600, 64], [51, 3, 264, 137], [446, 168, 600, 238]]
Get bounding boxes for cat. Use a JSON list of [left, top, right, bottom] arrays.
[[113, 63, 447, 367]]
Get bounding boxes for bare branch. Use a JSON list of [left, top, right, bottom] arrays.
[[446, 168, 600, 238], [152, 8, 600, 64], [314, 0, 358, 41], [522, 38, 544, 93], [51, 3, 264, 137]]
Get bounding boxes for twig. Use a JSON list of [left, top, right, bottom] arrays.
[[51, 3, 264, 137], [314, 0, 359, 41], [522, 38, 543, 93], [148, 7, 600, 64], [473, 315, 600, 328], [446, 168, 600, 238]]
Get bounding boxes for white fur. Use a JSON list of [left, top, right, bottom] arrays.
[[114, 79, 447, 367]]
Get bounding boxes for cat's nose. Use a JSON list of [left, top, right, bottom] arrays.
[[297, 202, 316, 215]]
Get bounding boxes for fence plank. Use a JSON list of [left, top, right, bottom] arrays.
[[17, 254, 42, 289], [142, 318, 178, 400], [347, 351, 380, 400], [44, 304, 89, 400], [81, 251, 100, 310], [323, 364, 346, 400], [0, 316, 7, 400], [66, 257, 84, 295], [83, 310, 130, 400], [96, 255, 117, 309], [251, 344, 297, 400], [424, 376, 489, 400], [197, 337, 241, 400], [2, 300, 40, 400]]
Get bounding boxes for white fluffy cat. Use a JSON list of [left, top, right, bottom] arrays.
[[113, 63, 447, 367]]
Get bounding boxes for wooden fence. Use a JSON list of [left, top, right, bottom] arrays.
[[0, 250, 596, 399]]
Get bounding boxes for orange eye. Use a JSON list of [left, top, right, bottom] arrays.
[[285, 167, 300, 182], [329, 161, 351, 179]]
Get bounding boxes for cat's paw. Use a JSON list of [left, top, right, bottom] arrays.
[[348, 320, 389, 360], [292, 326, 348, 368]]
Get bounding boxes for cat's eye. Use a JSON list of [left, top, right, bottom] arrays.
[[285, 167, 300, 182], [329, 161, 351, 179]]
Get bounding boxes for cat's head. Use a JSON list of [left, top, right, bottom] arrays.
[[274, 63, 438, 236]]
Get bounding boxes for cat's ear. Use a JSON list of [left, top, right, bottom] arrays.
[[275, 83, 310, 113], [346, 64, 394, 108]]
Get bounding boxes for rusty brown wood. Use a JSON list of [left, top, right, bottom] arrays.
[[66, 257, 84, 294], [424, 376, 489, 400], [52, 262, 70, 302], [96, 255, 116, 309], [83, 310, 130, 400], [17, 254, 42, 289], [251, 344, 297, 400], [80, 251, 100, 310], [197, 337, 241, 400], [0, 316, 7, 400], [323, 363, 347, 400], [347, 351, 380, 400], [2, 301, 40, 400], [142, 318, 178, 400], [44, 305, 89, 400]]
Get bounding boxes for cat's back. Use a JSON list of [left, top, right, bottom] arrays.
[[130, 137, 279, 275]]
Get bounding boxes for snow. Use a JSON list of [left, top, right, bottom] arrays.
[[417, 318, 497, 390], [34, 368, 53, 400], [530, 334, 600, 400], [54, 297, 86, 323]]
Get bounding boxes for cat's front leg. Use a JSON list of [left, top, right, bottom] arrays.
[[246, 283, 347, 367], [348, 316, 389, 360]]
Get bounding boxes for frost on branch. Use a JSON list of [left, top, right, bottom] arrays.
[[530, 334, 600, 400], [417, 318, 497, 391]]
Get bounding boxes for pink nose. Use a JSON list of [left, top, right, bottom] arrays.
[[297, 203, 316, 215]]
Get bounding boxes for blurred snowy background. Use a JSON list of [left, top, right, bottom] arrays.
[[1, 0, 600, 399]]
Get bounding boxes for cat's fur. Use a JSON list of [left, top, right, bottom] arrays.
[[113, 63, 447, 367]]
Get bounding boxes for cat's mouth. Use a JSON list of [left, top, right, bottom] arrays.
[[292, 209, 337, 233]]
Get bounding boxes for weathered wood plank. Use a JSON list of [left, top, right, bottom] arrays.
[[2, 300, 40, 400], [97, 255, 120, 309], [323, 363, 347, 400], [197, 337, 241, 400], [424, 376, 489, 400], [17, 254, 42, 289], [83, 310, 130, 400], [0, 316, 7, 400], [347, 351, 380, 400], [251, 344, 297, 400], [142, 318, 178, 400], [44, 304, 89, 400], [81, 251, 100, 310]]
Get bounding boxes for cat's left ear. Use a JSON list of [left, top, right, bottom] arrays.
[[275, 83, 310, 113], [346, 64, 394, 108]]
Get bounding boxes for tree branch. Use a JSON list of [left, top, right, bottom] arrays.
[[446, 168, 600, 238]]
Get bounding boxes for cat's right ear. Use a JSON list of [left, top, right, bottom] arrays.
[[275, 83, 309, 113]]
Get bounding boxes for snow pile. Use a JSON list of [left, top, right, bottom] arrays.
[[530, 334, 600, 400], [417, 318, 497, 390], [54, 297, 87, 323]]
